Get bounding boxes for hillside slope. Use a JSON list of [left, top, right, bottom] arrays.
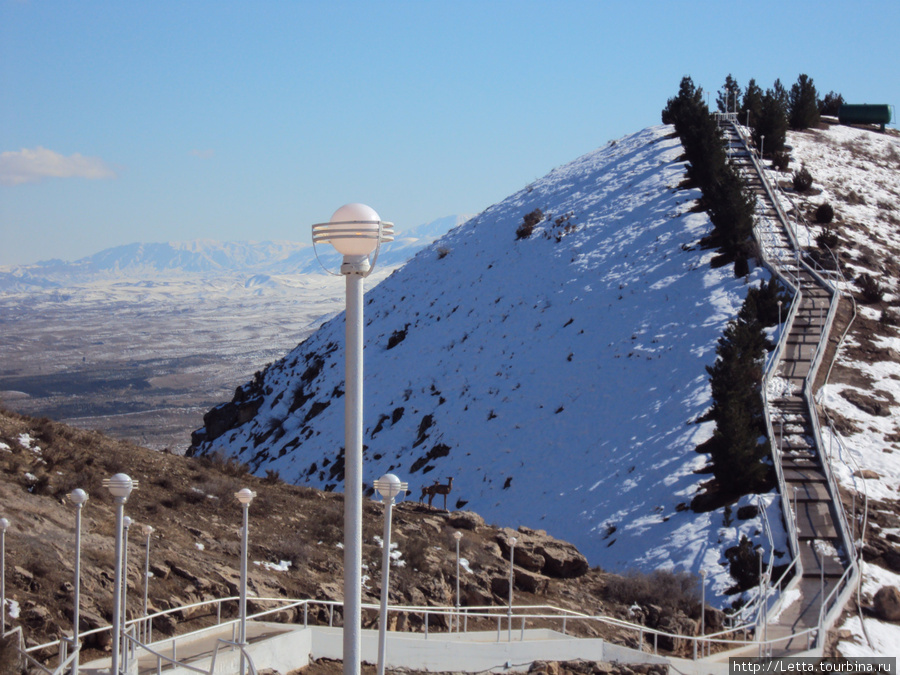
[[191, 125, 783, 595]]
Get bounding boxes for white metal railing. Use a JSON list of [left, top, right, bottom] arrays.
[[729, 120, 861, 652], [21, 594, 771, 670]]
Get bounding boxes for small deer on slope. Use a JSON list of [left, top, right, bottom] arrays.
[[420, 476, 453, 510]]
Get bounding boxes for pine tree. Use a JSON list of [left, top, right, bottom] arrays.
[[662, 76, 705, 130], [820, 91, 844, 117], [704, 164, 756, 260], [740, 79, 764, 127], [789, 74, 821, 130], [702, 299, 772, 496], [753, 89, 788, 157], [772, 79, 789, 111], [716, 74, 741, 114]]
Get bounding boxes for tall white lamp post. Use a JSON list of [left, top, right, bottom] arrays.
[[373, 473, 407, 675], [68, 489, 88, 675], [312, 203, 393, 675], [103, 473, 136, 675], [507, 536, 517, 642], [453, 531, 463, 633], [142, 525, 154, 619], [236, 487, 255, 674], [0, 517, 9, 637]]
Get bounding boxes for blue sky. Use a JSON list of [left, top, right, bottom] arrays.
[[1, 0, 897, 266]]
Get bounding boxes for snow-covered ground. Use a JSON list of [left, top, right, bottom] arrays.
[[774, 123, 900, 656], [193, 125, 788, 607]]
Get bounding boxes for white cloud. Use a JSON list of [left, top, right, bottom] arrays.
[[0, 147, 117, 185], [189, 149, 215, 159]]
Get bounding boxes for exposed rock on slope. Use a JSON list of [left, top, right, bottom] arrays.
[[0, 408, 707, 666]]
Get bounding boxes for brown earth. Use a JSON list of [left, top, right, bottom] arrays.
[[0, 407, 709, 672]]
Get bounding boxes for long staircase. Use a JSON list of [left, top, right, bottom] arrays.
[[719, 117, 858, 655]]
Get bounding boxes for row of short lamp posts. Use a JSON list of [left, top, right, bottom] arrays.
[[0, 471, 516, 675], [0, 475, 249, 675]]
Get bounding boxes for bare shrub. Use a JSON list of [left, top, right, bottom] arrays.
[[436, 246, 451, 259], [857, 273, 885, 303], [309, 501, 343, 545], [844, 189, 866, 206], [604, 569, 700, 617], [516, 208, 543, 240], [816, 228, 839, 250], [200, 449, 250, 477], [402, 535, 433, 572]]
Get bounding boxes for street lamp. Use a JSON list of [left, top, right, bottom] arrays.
[[141, 525, 154, 619], [453, 531, 463, 633], [312, 203, 393, 675], [0, 517, 9, 637], [373, 474, 407, 675], [761, 135, 765, 161], [68, 489, 88, 675], [121, 515, 132, 658], [700, 569, 707, 657], [103, 473, 137, 675], [235, 487, 255, 674], [507, 536, 517, 642]]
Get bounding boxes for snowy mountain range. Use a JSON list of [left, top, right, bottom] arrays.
[[0, 215, 469, 291], [189, 125, 783, 599]]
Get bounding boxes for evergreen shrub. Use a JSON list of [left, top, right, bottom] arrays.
[[792, 166, 813, 192], [815, 202, 834, 224]]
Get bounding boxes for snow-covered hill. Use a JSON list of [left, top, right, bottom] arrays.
[[191, 125, 783, 594]]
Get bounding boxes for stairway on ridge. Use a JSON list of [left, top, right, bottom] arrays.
[[721, 121, 850, 654]]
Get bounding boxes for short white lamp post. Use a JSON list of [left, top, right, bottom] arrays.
[[373, 474, 407, 675], [507, 536, 517, 642], [700, 569, 707, 657], [121, 514, 132, 657], [0, 517, 9, 637], [312, 203, 393, 675], [235, 487, 255, 674], [760, 135, 766, 160], [68, 489, 88, 675], [103, 473, 136, 675], [453, 531, 463, 632], [141, 525, 154, 619]]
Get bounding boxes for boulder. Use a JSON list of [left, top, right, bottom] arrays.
[[874, 585, 900, 621], [513, 546, 545, 572], [703, 606, 725, 633], [513, 567, 549, 594], [536, 540, 589, 579], [656, 614, 697, 655], [447, 511, 485, 531]]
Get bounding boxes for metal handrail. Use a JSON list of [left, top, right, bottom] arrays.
[[731, 120, 862, 652]]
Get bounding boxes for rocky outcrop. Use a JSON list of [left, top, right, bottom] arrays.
[[874, 585, 900, 621], [497, 527, 590, 579]]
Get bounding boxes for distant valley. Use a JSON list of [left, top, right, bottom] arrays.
[[0, 216, 468, 450]]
